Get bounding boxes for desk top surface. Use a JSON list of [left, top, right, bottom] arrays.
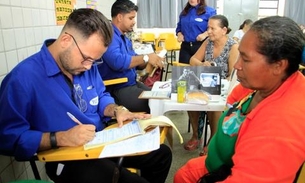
[[37, 123, 169, 162], [149, 81, 228, 116]]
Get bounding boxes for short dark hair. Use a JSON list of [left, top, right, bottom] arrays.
[[239, 19, 253, 29], [63, 8, 113, 46], [250, 16, 305, 76], [210, 15, 232, 34], [111, 0, 138, 18]]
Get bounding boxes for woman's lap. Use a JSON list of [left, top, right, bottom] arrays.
[[174, 156, 208, 183]]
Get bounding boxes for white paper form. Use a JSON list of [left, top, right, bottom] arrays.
[[99, 127, 160, 158], [84, 120, 143, 150]]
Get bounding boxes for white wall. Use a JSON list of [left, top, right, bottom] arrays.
[[0, 1, 114, 182]]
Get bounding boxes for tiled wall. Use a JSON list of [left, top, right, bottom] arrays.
[[0, 0, 113, 182]]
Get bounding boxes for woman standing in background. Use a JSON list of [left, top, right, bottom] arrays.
[[176, 0, 216, 64], [233, 19, 253, 43]]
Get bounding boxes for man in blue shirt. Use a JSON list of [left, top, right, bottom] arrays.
[[98, 0, 164, 114], [0, 8, 171, 183]]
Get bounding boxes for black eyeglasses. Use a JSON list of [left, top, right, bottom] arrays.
[[65, 32, 103, 65]]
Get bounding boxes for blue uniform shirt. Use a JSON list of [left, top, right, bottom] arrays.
[[98, 24, 137, 92], [0, 39, 114, 160], [176, 5, 216, 42]]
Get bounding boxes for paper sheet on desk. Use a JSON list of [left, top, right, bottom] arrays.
[[84, 121, 143, 150], [99, 127, 160, 158]]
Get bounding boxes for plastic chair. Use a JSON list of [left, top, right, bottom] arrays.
[[155, 33, 175, 51], [103, 77, 128, 86], [140, 33, 155, 44], [163, 37, 181, 80]]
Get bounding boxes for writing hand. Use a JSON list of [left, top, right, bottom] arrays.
[[57, 124, 96, 147]]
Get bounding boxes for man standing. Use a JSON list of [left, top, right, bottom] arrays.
[[0, 8, 172, 183], [98, 0, 164, 114]]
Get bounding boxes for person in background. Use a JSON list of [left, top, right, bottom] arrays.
[[233, 19, 253, 43], [176, 0, 216, 64], [174, 16, 305, 183], [184, 15, 239, 154], [0, 8, 172, 183], [98, 0, 164, 114]]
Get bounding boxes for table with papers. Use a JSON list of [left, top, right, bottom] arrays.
[[149, 81, 228, 116]]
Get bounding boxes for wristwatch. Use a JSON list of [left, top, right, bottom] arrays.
[[143, 54, 149, 63], [114, 106, 128, 117]]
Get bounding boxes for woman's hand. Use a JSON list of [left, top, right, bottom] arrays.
[[177, 32, 184, 42], [196, 31, 208, 41]]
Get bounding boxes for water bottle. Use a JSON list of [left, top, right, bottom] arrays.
[[177, 80, 186, 103]]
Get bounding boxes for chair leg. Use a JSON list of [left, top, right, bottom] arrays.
[[187, 119, 191, 132], [117, 157, 124, 171], [203, 115, 209, 147], [29, 157, 41, 180], [164, 61, 170, 81], [160, 68, 164, 81]]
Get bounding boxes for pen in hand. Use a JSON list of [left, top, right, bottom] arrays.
[[67, 112, 82, 125]]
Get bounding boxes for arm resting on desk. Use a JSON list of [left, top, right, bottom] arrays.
[[37, 124, 171, 162]]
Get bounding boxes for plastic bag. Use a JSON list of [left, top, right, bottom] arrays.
[[186, 90, 210, 105]]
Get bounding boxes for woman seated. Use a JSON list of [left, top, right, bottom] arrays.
[[233, 19, 253, 43], [174, 16, 305, 183], [183, 15, 239, 154]]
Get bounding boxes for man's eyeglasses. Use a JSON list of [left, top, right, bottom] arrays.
[[65, 32, 103, 66]]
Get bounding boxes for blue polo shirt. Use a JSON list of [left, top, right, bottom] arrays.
[[98, 24, 137, 92], [0, 39, 114, 160], [176, 5, 216, 42]]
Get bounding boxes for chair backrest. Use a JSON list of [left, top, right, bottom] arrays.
[[164, 37, 181, 51], [140, 33, 155, 44], [155, 33, 175, 51]]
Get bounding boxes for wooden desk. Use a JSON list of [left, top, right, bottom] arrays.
[[37, 123, 171, 162]]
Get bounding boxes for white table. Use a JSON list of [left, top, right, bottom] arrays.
[[149, 81, 227, 116]]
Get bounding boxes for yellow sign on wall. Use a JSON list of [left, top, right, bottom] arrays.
[[55, 0, 76, 25], [86, 0, 97, 9]]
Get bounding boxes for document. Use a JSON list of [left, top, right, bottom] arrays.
[[138, 91, 171, 99], [84, 115, 183, 150], [84, 120, 143, 150], [99, 127, 160, 158]]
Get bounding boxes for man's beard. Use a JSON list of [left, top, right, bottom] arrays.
[[59, 50, 84, 75]]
